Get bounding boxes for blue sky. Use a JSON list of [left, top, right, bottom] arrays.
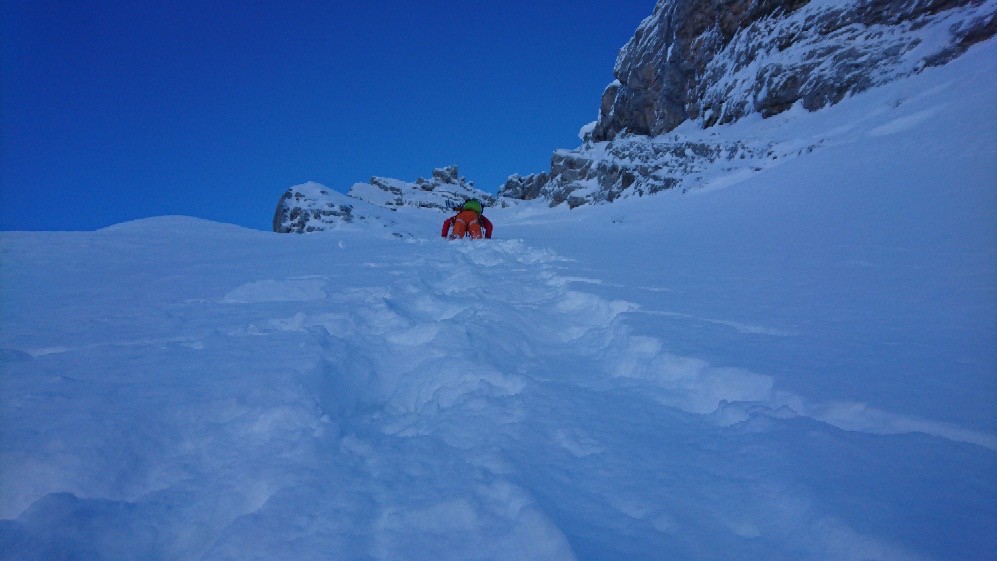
[[1, 1, 653, 231]]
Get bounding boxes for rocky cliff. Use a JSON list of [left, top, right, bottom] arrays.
[[274, 1, 995, 222], [501, 0, 996, 206]]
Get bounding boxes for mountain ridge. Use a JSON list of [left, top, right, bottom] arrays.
[[272, 0, 995, 231], [273, 165, 497, 234]]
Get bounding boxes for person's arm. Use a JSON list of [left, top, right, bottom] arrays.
[[441, 217, 454, 237], [480, 215, 493, 239]]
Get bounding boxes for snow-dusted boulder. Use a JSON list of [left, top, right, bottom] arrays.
[[501, 0, 997, 207]]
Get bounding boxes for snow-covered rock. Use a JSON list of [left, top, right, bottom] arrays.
[[273, 182, 381, 233], [350, 165, 496, 213], [273, 166, 497, 234], [502, 0, 997, 207]]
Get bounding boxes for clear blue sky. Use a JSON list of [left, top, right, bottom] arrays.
[[1, 1, 653, 231]]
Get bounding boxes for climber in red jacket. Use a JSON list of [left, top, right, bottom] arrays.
[[441, 199, 493, 239]]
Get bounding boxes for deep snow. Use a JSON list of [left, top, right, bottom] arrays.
[[1, 39, 995, 561]]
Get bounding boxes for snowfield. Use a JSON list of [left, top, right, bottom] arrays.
[[1, 40, 995, 561]]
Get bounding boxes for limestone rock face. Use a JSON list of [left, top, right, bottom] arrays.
[[499, 0, 996, 207], [593, 0, 996, 141]]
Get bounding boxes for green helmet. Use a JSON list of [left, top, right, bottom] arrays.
[[462, 199, 483, 213]]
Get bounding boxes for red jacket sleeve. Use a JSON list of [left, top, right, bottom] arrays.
[[441, 216, 455, 237], [480, 215, 493, 239]]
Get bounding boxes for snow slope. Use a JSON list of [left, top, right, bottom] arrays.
[[1, 39, 995, 561]]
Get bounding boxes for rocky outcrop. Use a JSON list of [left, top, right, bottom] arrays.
[[500, 173, 550, 201], [273, 182, 387, 234], [348, 165, 496, 213], [273, 166, 495, 234], [594, 0, 997, 141], [502, 134, 807, 208], [502, 0, 996, 207]]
